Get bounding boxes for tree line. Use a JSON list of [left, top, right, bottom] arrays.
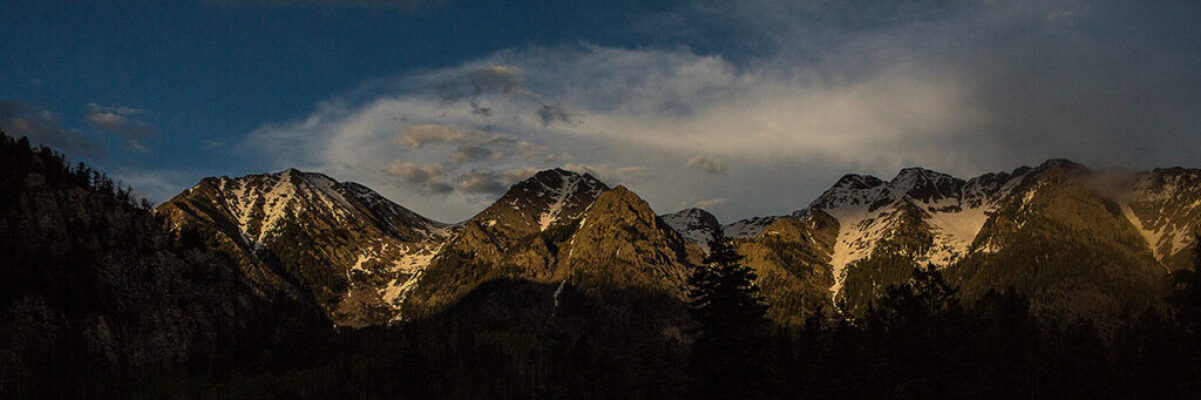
[[0, 131, 152, 212], [690, 233, 1201, 399]]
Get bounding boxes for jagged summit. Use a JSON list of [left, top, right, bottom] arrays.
[[175, 168, 452, 243], [405, 178, 699, 314], [514, 168, 606, 194], [158, 168, 457, 326], [888, 167, 965, 204], [833, 173, 885, 190], [660, 207, 722, 253], [155, 159, 1201, 328], [1036, 158, 1089, 172], [809, 173, 887, 211], [473, 168, 609, 233], [800, 163, 1045, 302], [805, 162, 1077, 214], [565, 185, 699, 295], [778, 158, 1201, 315]]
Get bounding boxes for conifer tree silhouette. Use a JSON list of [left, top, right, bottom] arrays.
[[687, 235, 770, 399]]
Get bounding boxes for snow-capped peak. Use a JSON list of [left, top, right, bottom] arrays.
[[187, 168, 452, 245], [486, 168, 609, 231], [801, 165, 1033, 302], [888, 167, 964, 204], [660, 208, 722, 253]]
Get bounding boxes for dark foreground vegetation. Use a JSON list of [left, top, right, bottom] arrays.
[[128, 241, 1201, 400], [2, 130, 1199, 399]]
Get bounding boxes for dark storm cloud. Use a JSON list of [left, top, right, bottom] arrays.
[[949, 1, 1201, 167]]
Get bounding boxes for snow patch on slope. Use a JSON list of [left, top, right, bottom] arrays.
[[813, 167, 1030, 302], [1120, 203, 1165, 260], [824, 204, 887, 299], [661, 208, 721, 253], [924, 201, 991, 265], [538, 174, 579, 231]]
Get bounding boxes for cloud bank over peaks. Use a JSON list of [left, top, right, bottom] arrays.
[[237, 42, 980, 221], [238, 0, 1201, 222]]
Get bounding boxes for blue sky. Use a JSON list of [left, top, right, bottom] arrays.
[[1, 0, 681, 172], [3, 0, 1201, 222]]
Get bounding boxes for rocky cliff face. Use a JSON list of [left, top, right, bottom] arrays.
[[562, 186, 702, 296]]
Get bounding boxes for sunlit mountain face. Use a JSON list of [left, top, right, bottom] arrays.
[[5, 0, 1201, 398]]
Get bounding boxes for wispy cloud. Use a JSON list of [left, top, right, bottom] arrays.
[[686, 155, 726, 174], [396, 125, 495, 149], [563, 163, 649, 186], [84, 103, 157, 152], [448, 146, 496, 164], [382, 161, 452, 193], [695, 197, 727, 209], [0, 101, 103, 158], [105, 167, 193, 204], [455, 167, 539, 195]]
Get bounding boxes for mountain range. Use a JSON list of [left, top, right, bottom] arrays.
[[5, 128, 1200, 397], [155, 159, 1201, 327]]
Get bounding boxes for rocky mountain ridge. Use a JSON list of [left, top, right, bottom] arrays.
[[156, 168, 458, 326], [155, 160, 1201, 326], [401, 168, 702, 317]]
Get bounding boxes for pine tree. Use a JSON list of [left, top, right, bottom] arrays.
[[1168, 234, 1201, 395], [863, 264, 966, 398], [870, 264, 962, 329], [686, 236, 770, 399], [1171, 235, 1201, 336]]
